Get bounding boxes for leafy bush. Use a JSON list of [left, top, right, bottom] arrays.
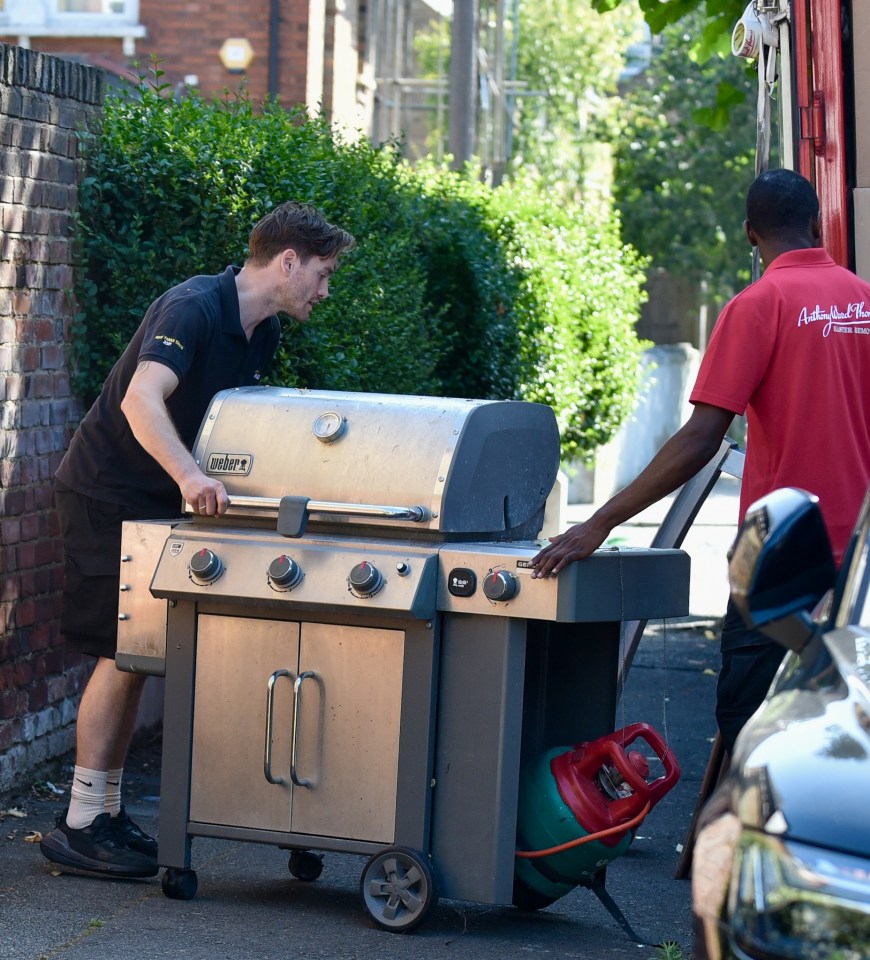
[[73, 69, 438, 401], [72, 64, 648, 459], [491, 177, 648, 459]]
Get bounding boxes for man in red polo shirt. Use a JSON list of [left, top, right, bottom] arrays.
[[531, 168, 870, 755]]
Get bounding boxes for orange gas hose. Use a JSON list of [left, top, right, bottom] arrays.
[[515, 801, 651, 859]]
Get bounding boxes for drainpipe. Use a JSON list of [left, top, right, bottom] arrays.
[[269, 0, 280, 98]]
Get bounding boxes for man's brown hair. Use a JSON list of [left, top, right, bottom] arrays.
[[247, 201, 355, 266]]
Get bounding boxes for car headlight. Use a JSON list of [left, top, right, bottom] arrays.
[[729, 832, 870, 959]]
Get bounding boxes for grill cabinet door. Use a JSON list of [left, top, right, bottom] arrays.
[[290, 622, 403, 843], [190, 615, 300, 831]]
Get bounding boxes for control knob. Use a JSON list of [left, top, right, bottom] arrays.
[[348, 560, 383, 597], [268, 555, 302, 590], [483, 569, 518, 602], [189, 548, 222, 584]]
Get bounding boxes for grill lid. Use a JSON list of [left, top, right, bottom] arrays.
[[191, 387, 561, 537]]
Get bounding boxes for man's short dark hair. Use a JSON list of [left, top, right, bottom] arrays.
[[746, 169, 820, 241], [247, 201, 355, 266]]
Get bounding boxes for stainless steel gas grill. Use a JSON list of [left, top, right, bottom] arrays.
[[116, 386, 690, 931]]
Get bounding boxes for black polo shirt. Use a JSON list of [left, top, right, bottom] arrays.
[[57, 266, 281, 514]]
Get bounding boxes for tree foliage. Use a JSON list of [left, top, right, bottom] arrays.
[[614, 9, 760, 305], [594, 0, 749, 60], [510, 0, 632, 196]]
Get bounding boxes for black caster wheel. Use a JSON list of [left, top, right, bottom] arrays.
[[288, 849, 324, 882], [360, 846, 438, 932], [511, 873, 558, 911], [161, 867, 198, 900]]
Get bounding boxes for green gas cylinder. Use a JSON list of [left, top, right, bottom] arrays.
[[514, 723, 680, 906]]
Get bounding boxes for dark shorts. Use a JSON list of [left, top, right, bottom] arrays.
[[716, 597, 786, 754], [54, 481, 144, 659]]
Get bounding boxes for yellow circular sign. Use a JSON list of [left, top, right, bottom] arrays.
[[219, 38, 255, 72]]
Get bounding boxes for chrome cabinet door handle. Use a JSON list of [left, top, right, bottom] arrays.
[[290, 671, 318, 787], [264, 669, 294, 784]]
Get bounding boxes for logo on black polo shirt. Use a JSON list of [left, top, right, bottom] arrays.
[[206, 452, 253, 476], [154, 334, 184, 349]]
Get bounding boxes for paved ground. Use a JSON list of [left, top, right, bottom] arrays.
[[0, 478, 739, 960]]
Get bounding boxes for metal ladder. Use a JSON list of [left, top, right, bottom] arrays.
[[616, 436, 745, 692], [610, 435, 745, 880]]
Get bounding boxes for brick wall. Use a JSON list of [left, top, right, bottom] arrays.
[[0, 0, 317, 110], [0, 43, 103, 794]]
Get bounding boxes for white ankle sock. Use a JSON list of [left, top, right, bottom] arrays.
[[66, 766, 108, 830], [105, 768, 123, 817]]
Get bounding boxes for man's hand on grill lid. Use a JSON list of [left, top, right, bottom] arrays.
[[530, 517, 611, 577], [181, 473, 229, 517]]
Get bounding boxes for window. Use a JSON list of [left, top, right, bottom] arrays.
[[0, 0, 145, 48], [58, 1, 126, 12]]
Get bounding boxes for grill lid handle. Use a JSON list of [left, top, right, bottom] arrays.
[[225, 495, 429, 533], [277, 496, 311, 538]]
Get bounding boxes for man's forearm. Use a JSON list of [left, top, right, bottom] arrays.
[[121, 388, 202, 490], [593, 427, 720, 530]]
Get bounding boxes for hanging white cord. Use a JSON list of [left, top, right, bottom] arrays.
[[755, 43, 772, 177], [744, 0, 783, 281], [752, 40, 776, 281]]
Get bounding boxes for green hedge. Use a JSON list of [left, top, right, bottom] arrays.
[[72, 68, 647, 460]]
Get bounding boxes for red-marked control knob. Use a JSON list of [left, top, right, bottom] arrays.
[[348, 560, 383, 597], [189, 548, 222, 584], [482, 569, 518, 601], [268, 555, 302, 590]]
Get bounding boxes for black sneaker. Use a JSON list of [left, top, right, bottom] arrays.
[[112, 806, 158, 858], [40, 812, 158, 878]]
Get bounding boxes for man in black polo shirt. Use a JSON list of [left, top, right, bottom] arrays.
[[41, 202, 355, 877]]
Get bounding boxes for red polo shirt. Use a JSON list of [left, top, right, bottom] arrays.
[[691, 248, 870, 563]]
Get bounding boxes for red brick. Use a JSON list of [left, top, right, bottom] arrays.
[[0, 689, 17, 719], [15, 597, 35, 627], [0, 488, 26, 514], [14, 660, 33, 687], [43, 646, 64, 675], [40, 344, 65, 369], [35, 567, 53, 593], [18, 570, 37, 597], [27, 678, 47, 712], [20, 513, 40, 541], [35, 484, 54, 509], [35, 539, 56, 566], [16, 541, 36, 570], [12, 290, 32, 314], [1, 517, 21, 546]]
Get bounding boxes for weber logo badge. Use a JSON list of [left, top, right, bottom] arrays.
[[206, 452, 253, 476]]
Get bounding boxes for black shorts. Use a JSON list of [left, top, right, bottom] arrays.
[[54, 481, 143, 659]]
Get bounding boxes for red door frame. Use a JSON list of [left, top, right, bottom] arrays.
[[792, 0, 850, 265]]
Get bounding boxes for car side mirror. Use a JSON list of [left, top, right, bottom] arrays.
[[728, 488, 836, 652]]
